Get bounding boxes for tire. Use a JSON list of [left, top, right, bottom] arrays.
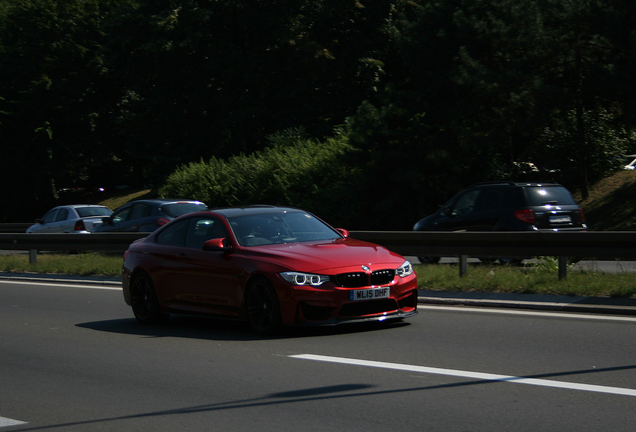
[[499, 258, 523, 265], [478, 257, 496, 264], [130, 273, 167, 324], [245, 277, 281, 334], [418, 256, 441, 264]]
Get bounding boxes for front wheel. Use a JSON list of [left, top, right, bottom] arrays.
[[130, 273, 167, 324], [245, 277, 281, 334], [418, 256, 441, 264], [499, 258, 523, 265]]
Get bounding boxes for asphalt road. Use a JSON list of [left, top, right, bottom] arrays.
[[2, 279, 636, 431]]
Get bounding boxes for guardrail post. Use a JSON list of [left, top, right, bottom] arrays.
[[29, 249, 37, 264], [459, 255, 468, 277], [558, 256, 568, 280]]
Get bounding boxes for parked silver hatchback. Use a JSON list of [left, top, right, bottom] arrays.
[[26, 204, 113, 233]]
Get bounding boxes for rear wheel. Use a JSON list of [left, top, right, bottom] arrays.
[[130, 273, 167, 324], [478, 257, 496, 264], [499, 258, 523, 265], [245, 277, 281, 334], [418, 256, 441, 264]]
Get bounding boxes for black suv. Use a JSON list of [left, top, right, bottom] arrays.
[[413, 182, 587, 263]]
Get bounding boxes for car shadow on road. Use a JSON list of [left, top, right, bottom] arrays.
[[75, 315, 411, 341]]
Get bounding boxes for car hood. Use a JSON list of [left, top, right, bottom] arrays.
[[240, 238, 407, 273]]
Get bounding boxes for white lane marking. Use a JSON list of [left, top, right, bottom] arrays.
[[0, 416, 27, 427], [419, 305, 636, 322], [290, 354, 636, 398], [0, 279, 120, 291]]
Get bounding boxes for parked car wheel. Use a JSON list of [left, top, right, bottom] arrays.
[[478, 257, 497, 264], [130, 273, 167, 324], [418, 256, 441, 264], [498, 258, 523, 265], [245, 277, 281, 334]]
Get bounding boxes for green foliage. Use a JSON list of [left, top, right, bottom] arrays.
[[2, 0, 636, 228], [159, 128, 361, 227], [0, 253, 123, 276], [579, 170, 636, 231], [530, 107, 635, 190]]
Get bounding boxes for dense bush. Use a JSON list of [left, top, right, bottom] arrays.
[[159, 128, 363, 228]]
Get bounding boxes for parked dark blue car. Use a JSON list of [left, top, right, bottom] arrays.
[[93, 199, 208, 233], [413, 182, 586, 264]]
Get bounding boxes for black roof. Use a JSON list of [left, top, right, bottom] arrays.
[[211, 205, 304, 218], [468, 181, 561, 188]]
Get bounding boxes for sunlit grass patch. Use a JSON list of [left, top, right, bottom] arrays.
[[0, 253, 634, 298], [0, 253, 123, 277], [415, 263, 636, 298]]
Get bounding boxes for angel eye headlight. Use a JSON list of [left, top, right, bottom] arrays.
[[280, 272, 330, 286], [396, 261, 413, 277]]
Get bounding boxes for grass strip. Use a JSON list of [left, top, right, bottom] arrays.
[[416, 263, 636, 298], [0, 254, 634, 299], [0, 253, 123, 277]]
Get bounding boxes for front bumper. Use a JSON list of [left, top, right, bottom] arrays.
[[277, 276, 419, 326], [291, 308, 418, 327]]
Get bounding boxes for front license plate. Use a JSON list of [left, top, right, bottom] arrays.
[[350, 287, 390, 301], [549, 215, 572, 223]]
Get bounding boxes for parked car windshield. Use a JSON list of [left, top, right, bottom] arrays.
[[160, 202, 208, 217], [524, 187, 577, 206], [228, 211, 342, 246], [76, 207, 112, 218]]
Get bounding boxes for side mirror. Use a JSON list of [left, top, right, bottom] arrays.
[[202, 238, 231, 252], [336, 228, 350, 238], [102, 216, 113, 225], [443, 206, 453, 217], [35, 219, 43, 224]]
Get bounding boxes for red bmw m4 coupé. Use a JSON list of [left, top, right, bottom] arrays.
[[121, 206, 418, 333]]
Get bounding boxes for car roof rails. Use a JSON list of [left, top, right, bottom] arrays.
[[468, 181, 517, 187], [469, 181, 561, 187]]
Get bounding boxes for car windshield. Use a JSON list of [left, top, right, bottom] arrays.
[[228, 210, 342, 246], [525, 187, 577, 206], [76, 207, 112, 217], [160, 202, 208, 217]]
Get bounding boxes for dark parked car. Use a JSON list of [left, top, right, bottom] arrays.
[[121, 206, 418, 333], [26, 204, 113, 233], [413, 182, 587, 263], [93, 199, 208, 233]]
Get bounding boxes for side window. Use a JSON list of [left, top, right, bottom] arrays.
[[155, 219, 189, 247], [111, 206, 131, 224], [129, 203, 152, 220], [56, 208, 70, 221], [451, 190, 481, 216], [41, 209, 58, 223], [477, 188, 506, 212], [185, 218, 227, 249]]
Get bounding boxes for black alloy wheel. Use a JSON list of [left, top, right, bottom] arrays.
[[245, 277, 281, 334], [130, 273, 166, 324]]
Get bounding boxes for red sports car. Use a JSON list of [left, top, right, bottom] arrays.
[[121, 206, 418, 333]]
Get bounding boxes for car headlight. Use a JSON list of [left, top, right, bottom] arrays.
[[396, 261, 413, 277], [280, 271, 330, 286]]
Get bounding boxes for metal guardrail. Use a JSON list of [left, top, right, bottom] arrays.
[[348, 231, 636, 259], [0, 232, 149, 264], [1, 225, 635, 280], [349, 231, 636, 280], [1, 223, 33, 233], [0, 233, 149, 251]]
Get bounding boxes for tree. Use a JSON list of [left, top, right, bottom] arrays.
[[101, 0, 396, 184], [0, 0, 129, 220]]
